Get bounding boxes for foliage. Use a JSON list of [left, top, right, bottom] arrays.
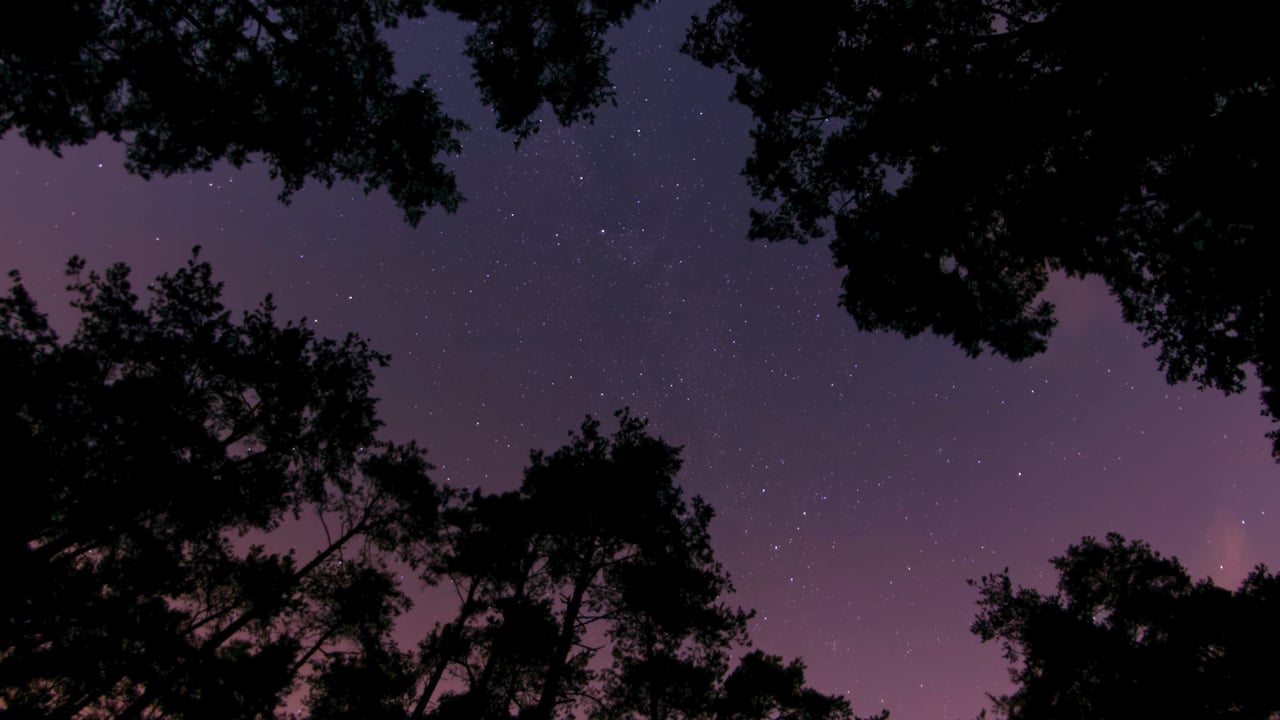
[[684, 1, 1280, 456], [0, 0, 653, 225], [0, 248, 441, 718], [1, 252, 864, 720], [710, 651, 874, 720], [971, 533, 1280, 719], [406, 411, 864, 720]]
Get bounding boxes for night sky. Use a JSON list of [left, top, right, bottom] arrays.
[[4, 4, 1279, 719]]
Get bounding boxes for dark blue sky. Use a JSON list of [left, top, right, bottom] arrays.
[[4, 3, 1278, 718]]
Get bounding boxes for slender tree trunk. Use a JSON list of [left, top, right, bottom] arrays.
[[289, 626, 338, 676], [409, 582, 478, 720], [529, 563, 595, 720], [201, 519, 366, 650], [464, 561, 537, 714], [233, 0, 289, 44]]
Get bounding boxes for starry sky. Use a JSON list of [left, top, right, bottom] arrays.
[[4, 4, 1279, 719]]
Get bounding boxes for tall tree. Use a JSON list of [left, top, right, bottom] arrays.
[[404, 411, 754, 720], [971, 533, 1280, 719], [0, 0, 654, 225], [1, 250, 442, 718], [683, 2, 1280, 456], [381, 411, 869, 720]]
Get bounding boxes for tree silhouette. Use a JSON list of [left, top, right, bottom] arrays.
[[1, 250, 442, 718], [714, 651, 881, 720], [0, 0, 653, 225], [2, 252, 869, 720], [683, 2, 1280, 456], [971, 533, 1280, 720], [401, 411, 758, 720], [594, 647, 869, 720]]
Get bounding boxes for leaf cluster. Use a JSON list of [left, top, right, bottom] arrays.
[[0, 0, 653, 225], [684, 1, 1280, 456], [971, 533, 1280, 720]]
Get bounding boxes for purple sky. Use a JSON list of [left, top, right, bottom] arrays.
[[4, 4, 1279, 719]]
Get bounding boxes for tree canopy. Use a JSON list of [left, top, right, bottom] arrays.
[[2, 249, 442, 718], [1, 251, 866, 720], [683, 1, 1280, 456], [7, 2, 1280, 454], [971, 533, 1280, 719], [0, 0, 653, 226]]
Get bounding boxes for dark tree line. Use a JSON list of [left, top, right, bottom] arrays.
[[1, 252, 868, 720], [6, 254, 1277, 720]]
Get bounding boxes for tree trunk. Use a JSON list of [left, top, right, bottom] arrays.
[[409, 582, 478, 720], [529, 563, 595, 720]]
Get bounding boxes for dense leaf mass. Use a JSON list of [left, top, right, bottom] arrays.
[[684, 1, 1280, 455], [972, 534, 1280, 719], [1, 249, 439, 718], [0, 0, 653, 225]]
